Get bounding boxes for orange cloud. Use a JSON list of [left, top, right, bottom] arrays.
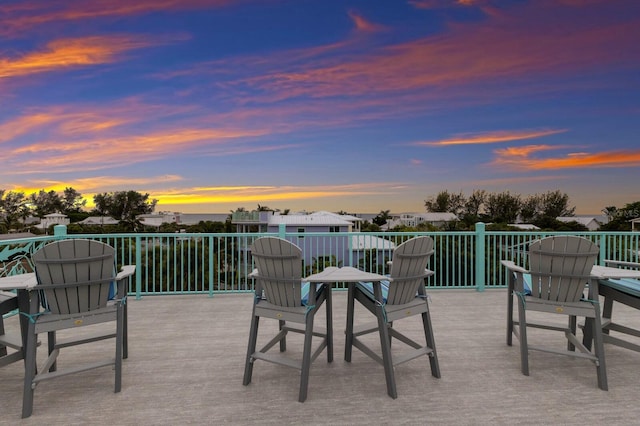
[[17, 175, 185, 195], [492, 145, 640, 170], [0, 35, 155, 78], [0, 0, 236, 37], [415, 129, 567, 146], [5, 127, 275, 173]]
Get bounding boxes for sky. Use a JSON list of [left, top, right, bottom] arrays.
[[1, 0, 639, 215]]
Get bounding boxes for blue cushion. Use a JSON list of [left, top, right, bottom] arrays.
[[522, 273, 532, 295], [356, 280, 390, 303], [108, 281, 116, 300], [301, 282, 323, 306], [600, 278, 640, 298]]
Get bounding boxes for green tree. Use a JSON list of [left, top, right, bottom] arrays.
[[28, 190, 62, 217], [425, 190, 465, 217], [92, 190, 157, 231], [539, 190, 575, 218], [0, 190, 30, 230], [373, 210, 391, 226], [484, 191, 521, 223], [61, 187, 86, 214]]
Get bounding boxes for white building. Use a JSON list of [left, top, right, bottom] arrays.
[[556, 216, 605, 231], [384, 212, 458, 229], [39, 213, 69, 229]]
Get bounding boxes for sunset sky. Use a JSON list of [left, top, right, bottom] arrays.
[[1, 0, 639, 215]]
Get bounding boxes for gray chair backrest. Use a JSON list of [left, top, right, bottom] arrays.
[[388, 236, 434, 305], [251, 237, 303, 308], [33, 239, 116, 315], [528, 235, 598, 303]]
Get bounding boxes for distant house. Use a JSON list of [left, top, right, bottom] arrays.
[[39, 213, 69, 229], [78, 216, 119, 226], [175, 213, 229, 225], [556, 216, 605, 231], [508, 224, 540, 231], [384, 212, 458, 230], [231, 210, 387, 267]]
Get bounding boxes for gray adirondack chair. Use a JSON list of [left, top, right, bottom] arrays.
[[22, 239, 135, 418], [502, 235, 606, 390], [0, 290, 22, 367], [345, 236, 440, 399], [243, 237, 332, 402]]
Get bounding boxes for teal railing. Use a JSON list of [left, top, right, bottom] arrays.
[[1, 224, 638, 299]]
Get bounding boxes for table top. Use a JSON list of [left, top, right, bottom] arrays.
[[0, 273, 37, 290], [591, 265, 640, 280], [305, 266, 388, 283]]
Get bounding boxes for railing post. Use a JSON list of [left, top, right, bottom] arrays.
[[475, 222, 486, 292], [53, 224, 67, 237], [208, 235, 214, 298], [278, 223, 286, 239], [135, 236, 142, 300], [597, 233, 606, 264]]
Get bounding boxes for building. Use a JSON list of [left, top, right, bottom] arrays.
[[556, 216, 606, 231], [231, 210, 392, 267], [384, 212, 458, 230], [39, 213, 70, 230], [78, 216, 119, 226]]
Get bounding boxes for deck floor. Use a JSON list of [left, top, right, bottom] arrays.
[[2, 289, 640, 425]]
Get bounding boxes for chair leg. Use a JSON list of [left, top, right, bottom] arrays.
[[602, 296, 613, 336], [123, 302, 128, 359], [279, 320, 286, 352], [21, 321, 38, 419], [299, 314, 315, 402], [115, 304, 123, 393], [421, 309, 440, 378], [507, 276, 514, 346], [344, 283, 356, 362], [517, 297, 529, 376], [243, 312, 260, 386], [376, 304, 397, 399], [592, 310, 608, 391], [48, 331, 56, 372], [325, 284, 333, 363], [568, 316, 576, 352], [0, 317, 6, 358]]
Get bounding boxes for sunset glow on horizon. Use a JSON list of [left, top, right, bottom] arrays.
[[1, 0, 639, 215]]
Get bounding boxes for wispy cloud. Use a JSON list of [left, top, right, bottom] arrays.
[[150, 182, 402, 206], [0, 0, 236, 38], [492, 145, 640, 170], [414, 129, 567, 146], [0, 35, 160, 79], [347, 11, 387, 33]]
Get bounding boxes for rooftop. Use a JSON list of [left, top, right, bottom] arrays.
[[2, 290, 640, 424]]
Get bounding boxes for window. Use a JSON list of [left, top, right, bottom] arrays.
[[329, 226, 340, 233], [297, 228, 305, 238]]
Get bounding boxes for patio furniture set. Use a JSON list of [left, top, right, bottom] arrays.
[[2, 235, 640, 418]]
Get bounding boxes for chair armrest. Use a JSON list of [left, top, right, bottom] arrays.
[[501, 260, 528, 274], [116, 265, 136, 280], [604, 259, 640, 269]]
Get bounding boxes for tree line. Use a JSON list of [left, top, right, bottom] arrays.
[[366, 190, 640, 232], [0, 188, 156, 233], [2, 187, 638, 234]]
